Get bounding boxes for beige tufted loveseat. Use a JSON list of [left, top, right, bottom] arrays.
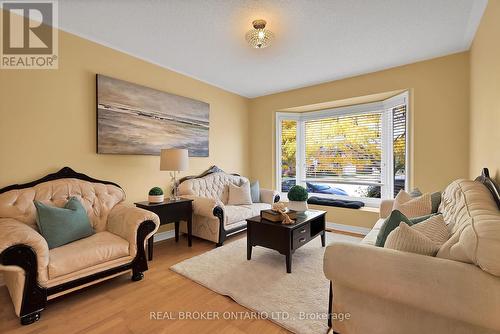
[[0, 167, 160, 325], [324, 169, 500, 334], [177, 170, 279, 246]]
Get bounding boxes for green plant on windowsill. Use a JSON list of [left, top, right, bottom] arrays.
[[287, 185, 308, 201], [287, 185, 309, 212]]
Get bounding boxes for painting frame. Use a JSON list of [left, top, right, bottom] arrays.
[[95, 74, 210, 157]]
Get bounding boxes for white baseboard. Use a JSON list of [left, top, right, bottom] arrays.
[[153, 230, 175, 243], [327, 222, 370, 236]]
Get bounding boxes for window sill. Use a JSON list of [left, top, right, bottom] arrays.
[[280, 192, 382, 208], [306, 202, 380, 213]]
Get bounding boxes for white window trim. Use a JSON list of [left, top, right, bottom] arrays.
[[384, 92, 411, 192], [275, 92, 410, 207], [275, 112, 300, 202]]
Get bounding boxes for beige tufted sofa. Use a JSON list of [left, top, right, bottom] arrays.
[[0, 167, 160, 325], [177, 171, 279, 246], [324, 171, 500, 334]]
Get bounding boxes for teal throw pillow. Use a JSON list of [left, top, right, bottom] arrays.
[[34, 197, 94, 249], [250, 181, 260, 203], [375, 210, 437, 247], [409, 188, 422, 197]]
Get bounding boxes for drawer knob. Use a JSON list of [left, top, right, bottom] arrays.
[[299, 228, 306, 233], [299, 237, 306, 243]]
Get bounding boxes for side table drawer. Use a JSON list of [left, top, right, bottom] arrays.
[[164, 201, 192, 222]]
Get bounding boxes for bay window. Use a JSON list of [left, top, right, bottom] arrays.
[[276, 92, 409, 206]]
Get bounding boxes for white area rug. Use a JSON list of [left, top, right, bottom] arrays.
[[170, 233, 361, 334]]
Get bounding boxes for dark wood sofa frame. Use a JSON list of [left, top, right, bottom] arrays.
[[0, 167, 156, 325], [177, 166, 280, 247]]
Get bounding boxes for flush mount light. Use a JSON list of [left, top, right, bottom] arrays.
[[245, 19, 274, 49]]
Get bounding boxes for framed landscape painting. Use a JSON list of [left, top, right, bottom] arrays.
[[96, 74, 209, 156]]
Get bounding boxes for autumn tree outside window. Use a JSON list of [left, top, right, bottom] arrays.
[[276, 92, 409, 206]]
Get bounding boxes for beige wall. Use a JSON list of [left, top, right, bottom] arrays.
[[0, 30, 250, 232], [0, 17, 487, 231], [249, 52, 470, 227], [470, 0, 500, 182]]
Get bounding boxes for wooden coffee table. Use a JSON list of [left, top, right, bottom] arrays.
[[246, 210, 327, 273]]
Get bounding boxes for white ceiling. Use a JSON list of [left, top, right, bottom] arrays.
[[58, 0, 487, 98]]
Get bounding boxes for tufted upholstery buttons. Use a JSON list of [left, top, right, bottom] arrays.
[[0, 178, 125, 231], [177, 172, 248, 204]]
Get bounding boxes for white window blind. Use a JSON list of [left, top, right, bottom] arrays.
[[275, 91, 409, 204], [304, 111, 382, 185]]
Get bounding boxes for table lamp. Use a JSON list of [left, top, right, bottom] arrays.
[[160, 148, 189, 200]]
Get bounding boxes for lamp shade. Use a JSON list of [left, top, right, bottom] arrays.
[[160, 148, 189, 171]]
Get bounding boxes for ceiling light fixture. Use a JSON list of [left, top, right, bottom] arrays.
[[245, 19, 274, 49]]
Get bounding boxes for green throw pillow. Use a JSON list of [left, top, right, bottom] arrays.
[[250, 181, 260, 203], [375, 210, 437, 247], [34, 197, 94, 249], [431, 191, 442, 213]]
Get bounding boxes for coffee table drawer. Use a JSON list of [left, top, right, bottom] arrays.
[[293, 235, 310, 249], [292, 224, 310, 240]]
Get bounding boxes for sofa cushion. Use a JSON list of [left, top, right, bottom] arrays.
[[241, 202, 272, 217], [227, 182, 252, 205], [177, 172, 248, 204], [410, 189, 441, 213], [385, 222, 441, 256], [437, 179, 500, 276], [250, 181, 260, 203], [409, 188, 422, 197], [48, 231, 129, 279], [362, 218, 385, 245], [307, 196, 364, 209], [384, 215, 448, 256], [34, 197, 94, 249], [375, 210, 437, 247], [224, 205, 253, 226], [393, 190, 432, 218], [431, 192, 442, 213], [411, 214, 449, 245]]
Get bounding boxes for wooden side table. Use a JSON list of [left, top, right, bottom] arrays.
[[134, 198, 193, 260]]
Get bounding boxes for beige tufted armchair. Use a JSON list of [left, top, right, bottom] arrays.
[[177, 169, 279, 246], [0, 167, 160, 325]]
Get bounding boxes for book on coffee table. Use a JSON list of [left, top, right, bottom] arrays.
[[260, 209, 297, 222]]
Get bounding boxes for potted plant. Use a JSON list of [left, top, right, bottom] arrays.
[[148, 187, 164, 203], [287, 185, 309, 212]]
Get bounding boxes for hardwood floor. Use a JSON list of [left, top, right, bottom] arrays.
[[0, 233, 290, 334]]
